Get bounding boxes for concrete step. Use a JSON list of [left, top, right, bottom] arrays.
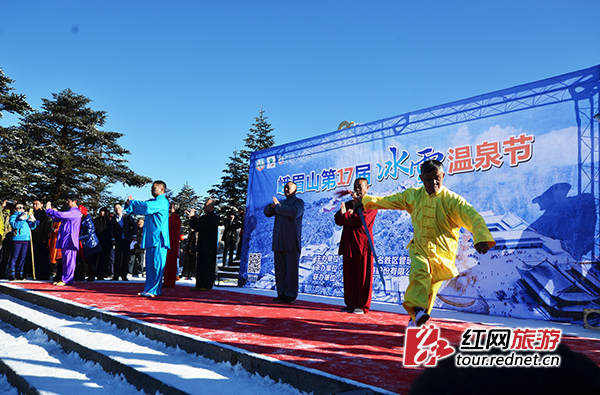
[[216, 271, 239, 279], [218, 265, 240, 273], [215, 264, 240, 285], [0, 294, 191, 394], [0, 293, 320, 395], [0, 283, 384, 395], [0, 318, 144, 395]]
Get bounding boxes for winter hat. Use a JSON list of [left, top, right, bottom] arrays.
[[78, 205, 88, 216]]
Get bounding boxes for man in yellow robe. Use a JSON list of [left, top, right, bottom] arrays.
[[356, 159, 495, 326]]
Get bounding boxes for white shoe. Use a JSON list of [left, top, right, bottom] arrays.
[[353, 308, 365, 314], [414, 309, 429, 326]]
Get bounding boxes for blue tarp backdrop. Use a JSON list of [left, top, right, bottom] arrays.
[[240, 65, 600, 323]]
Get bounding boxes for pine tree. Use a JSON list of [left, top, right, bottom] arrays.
[[173, 182, 203, 213], [238, 108, 275, 198], [208, 109, 275, 216], [208, 149, 247, 214], [0, 68, 35, 200], [15, 89, 151, 207], [172, 182, 204, 234], [0, 67, 32, 118], [164, 187, 175, 202], [0, 126, 45, 200]]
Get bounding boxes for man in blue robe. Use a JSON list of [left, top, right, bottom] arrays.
[[125, 180, 170, 297]]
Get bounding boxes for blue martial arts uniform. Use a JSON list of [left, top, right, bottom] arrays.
[[125, 194, 170, 296]]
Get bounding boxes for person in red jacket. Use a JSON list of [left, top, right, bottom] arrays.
[[334, 178, 377, 314], [163, 203, 182, 287]]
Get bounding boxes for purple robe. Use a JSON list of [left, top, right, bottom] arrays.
[[46, 206, 81, 284]]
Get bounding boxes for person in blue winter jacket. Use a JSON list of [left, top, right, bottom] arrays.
[[78, 205, 102, 282], [8, 203, 37, 280]]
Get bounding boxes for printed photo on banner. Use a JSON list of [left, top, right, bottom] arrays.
[[243, 65, 600, 325]]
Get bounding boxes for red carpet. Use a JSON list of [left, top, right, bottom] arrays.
[[12, 282, 600, 394]]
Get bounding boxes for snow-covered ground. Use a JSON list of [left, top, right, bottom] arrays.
[[0, 289, 309, 395], [1, 277, 599, 395]]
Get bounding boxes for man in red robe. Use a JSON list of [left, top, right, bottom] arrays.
[[334, 178, 377, 314], [163, 203, 182, 287]]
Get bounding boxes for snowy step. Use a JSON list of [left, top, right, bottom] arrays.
[[0, 294, 305, 395], [0, 283, 387, 395], [0, 320, 147, 395]]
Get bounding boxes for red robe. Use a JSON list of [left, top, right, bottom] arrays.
[[163, 213, 182, 287], [334, 200, 377, 312]]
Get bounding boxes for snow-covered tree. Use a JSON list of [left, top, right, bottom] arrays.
[[0, 68, 34, 200], [0, 67, 32, 118], [209, 109, 275, 215], [14, 89, 151, 207], [172, 182, 204, 233], [208, 149, 246, 214], [238, 108, 275, 199]]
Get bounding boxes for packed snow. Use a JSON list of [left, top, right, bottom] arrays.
[[0, 292, 309, 395]]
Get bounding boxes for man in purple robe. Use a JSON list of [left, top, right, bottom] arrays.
[[46, 195, 81, 285]]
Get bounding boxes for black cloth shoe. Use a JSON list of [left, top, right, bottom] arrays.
[[414, 308, 430, 326], [273, 295, 285, 302]]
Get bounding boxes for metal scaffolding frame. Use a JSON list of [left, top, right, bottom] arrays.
[[572, 74, 600, 260], [251, 65, 600, 259], [253, 66, 600, 164]]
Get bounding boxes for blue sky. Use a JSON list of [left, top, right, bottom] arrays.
[[1, 0, 599, 202]]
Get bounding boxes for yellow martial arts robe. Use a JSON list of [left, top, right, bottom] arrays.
[[363, 186, 495, 319]]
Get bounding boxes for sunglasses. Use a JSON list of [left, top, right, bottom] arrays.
[[16, 206, 24, 210]]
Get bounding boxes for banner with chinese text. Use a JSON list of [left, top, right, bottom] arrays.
[[240, 65, 600, 323]]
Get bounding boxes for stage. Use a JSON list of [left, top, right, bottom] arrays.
[[3, 279, 600, 395]]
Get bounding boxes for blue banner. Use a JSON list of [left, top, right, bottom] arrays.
[[240, 65, 600, 324]]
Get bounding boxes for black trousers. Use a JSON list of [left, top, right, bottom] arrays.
[[32, 241, 51, 280], [222, 236, 236, 266], [274, 250, 300, 299], [196, 251, 216, 289], [113, 239, 131, 279], [96, 249, 110, 279]]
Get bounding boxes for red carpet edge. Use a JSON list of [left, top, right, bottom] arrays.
[[0, 282, 397, 395]]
